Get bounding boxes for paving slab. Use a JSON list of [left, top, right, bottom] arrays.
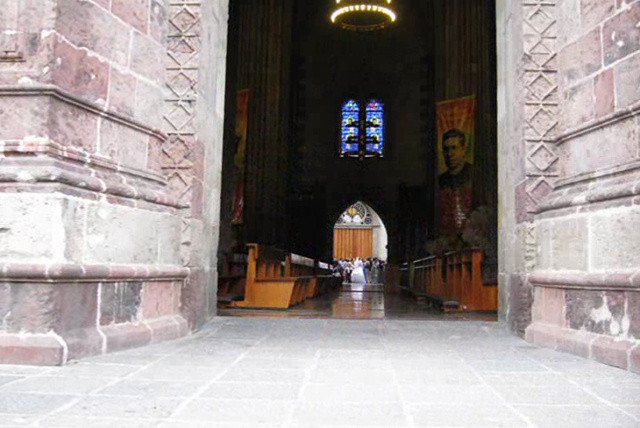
[[515, 404, 639, 428], [0, 317, 637, 427], [96, 379, 205, 398], [63, 395, 182, 419], [291, 402, 408, 427], [171, 398, 295, 424], [202, 381, 303, 400], [0, 393, 75, 415], [0, 376, 109, 395], [409, 404, 528, 428], [34, 416, 161, 427]]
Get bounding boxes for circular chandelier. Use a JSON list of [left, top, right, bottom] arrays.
[[331, 0, 397, 32]]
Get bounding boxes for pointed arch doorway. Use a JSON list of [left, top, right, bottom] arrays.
[[333, 201, 388, 261]]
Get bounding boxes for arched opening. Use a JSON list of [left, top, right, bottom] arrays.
[[333, 201, 388, 262], [216, 0, 499, 322], [3, 0, 638, 388]]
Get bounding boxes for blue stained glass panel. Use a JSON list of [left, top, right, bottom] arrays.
[[343, 100, 360, 112], [365, 100, 384, 155], [366, 100, 383, 112], [341, 100, 360, 155]]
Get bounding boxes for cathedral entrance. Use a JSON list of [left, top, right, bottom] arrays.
[[217, 0, 499, 322], [199, 0, 637, 374], [0, 0, 638, 387], [0, 0, 636, 381]]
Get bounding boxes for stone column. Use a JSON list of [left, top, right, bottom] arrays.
[[497, 0, 534, 332], [0, 0, 196, 365], [163, 0, 229, 329]]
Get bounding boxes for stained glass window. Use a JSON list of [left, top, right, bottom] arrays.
[[336, 202, 373, 225], [341, 100, 360, 155], [365, 99, 384, 156], [340, 98, 385, 157]]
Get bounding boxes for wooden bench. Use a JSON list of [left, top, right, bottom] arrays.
[[230, 244, 318, 309], [407, 249, 497, 311], [444, 249, 497, 311], [315, 261, 340, 295], [286, 253, 317, 300]]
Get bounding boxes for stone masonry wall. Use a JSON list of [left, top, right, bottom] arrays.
[[0, 0, 206, 365], [497, 0, 529, 331], [162, 0, 229, 328], [525, 0, 640, 373]]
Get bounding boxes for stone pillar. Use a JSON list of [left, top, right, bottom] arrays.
[[0, 0, 219, 365], [497, 0, 534, 333], [512, 0, 640, 372], [163, 0, 229, 329]]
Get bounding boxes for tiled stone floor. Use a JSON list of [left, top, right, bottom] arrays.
[[0, 317, 638, 427]]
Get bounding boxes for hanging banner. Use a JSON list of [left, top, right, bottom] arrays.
[[436, 96, 476, 233], [231, 89, 249, 225]]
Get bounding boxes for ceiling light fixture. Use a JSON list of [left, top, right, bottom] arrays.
[[331, 0, 397, 32]]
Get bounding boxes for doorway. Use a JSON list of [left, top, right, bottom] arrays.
[[333, 201, 388, 261], [217, 0, 498, 321]]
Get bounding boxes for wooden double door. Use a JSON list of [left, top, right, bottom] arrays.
[[333, 228, 373, 259]]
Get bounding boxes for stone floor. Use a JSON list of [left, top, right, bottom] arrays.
[[220, 283, 498, 321], [0, 287, 639, 427]]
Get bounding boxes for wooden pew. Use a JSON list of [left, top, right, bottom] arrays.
[[417, 256, 445, 298], [401, 257, 450, 307], [230, 244, 316, 309], [408, 249, 497, 312], [286, 253, 316, 300], [444, 249, 497, 311], [315, 261, 340, 296]]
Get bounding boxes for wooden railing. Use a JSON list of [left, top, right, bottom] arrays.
[[405, 248, 497, 311]]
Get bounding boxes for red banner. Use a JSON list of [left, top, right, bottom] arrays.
[[231, 89, 249, 225], [436, 96, 476, 233]]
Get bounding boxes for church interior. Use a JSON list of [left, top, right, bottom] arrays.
[[0, 0, 639, 424], [217, 0, 500, 321]]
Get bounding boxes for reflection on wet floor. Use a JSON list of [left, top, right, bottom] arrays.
[[331, 283, 386, 319], [220, 283, 498, 321]]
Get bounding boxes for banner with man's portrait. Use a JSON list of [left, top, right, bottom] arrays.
[[436, 96, 476, 233], [231, 89, 249, 225]]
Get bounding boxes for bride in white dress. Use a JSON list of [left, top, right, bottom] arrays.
[[350, 258, 366, 284]]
